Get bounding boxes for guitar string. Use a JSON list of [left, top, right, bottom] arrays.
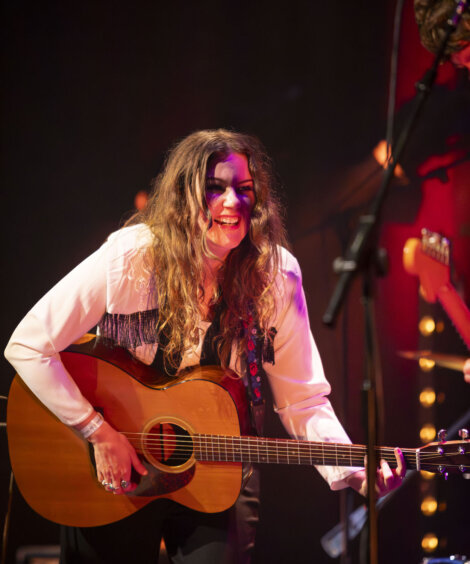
[[120, 431, 463, 457], [120, 430, 466, 447], [124, 447, 461, 464], [123, 436, 409, 457], [120, 446, 465, 468], [127, 447, 460, 462], [126, 448, 460, 463], [115, 432, 464, 465], [119, 442, 463, 467], [120, 431, 462, 459]]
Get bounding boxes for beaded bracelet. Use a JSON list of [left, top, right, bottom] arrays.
[[78, 412, 104, 439]]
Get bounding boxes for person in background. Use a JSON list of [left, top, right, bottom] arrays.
[[415, 1, 470, 384]]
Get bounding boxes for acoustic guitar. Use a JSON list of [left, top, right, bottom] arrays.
[[403, 228, 470, 350], [7, 336, 470, 527]]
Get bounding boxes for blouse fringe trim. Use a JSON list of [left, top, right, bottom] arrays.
[[97, 309, 159, 349]]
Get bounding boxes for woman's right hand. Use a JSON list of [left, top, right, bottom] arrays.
[[89, 421, 148, 495]]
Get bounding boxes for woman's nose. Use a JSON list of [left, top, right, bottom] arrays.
[[222, 187, 240, 208]]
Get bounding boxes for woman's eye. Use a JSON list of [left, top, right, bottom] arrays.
[[238, 185, 254, 193], [206, 183, 224, 193]]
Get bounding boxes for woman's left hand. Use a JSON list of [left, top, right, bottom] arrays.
[[345, 447, 406, 498]]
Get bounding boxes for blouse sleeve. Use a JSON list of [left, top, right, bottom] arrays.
[[264, 249, 362, 489], [4, 236, 113, 426]]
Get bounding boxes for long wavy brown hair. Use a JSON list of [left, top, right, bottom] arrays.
[[127, 129, 288, 371], [414, 0, 470, 57]]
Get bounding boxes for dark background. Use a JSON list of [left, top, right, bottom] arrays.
[[1, 1, 469, 562]]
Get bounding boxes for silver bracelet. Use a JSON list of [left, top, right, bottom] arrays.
[[78, 412, 104, 439]]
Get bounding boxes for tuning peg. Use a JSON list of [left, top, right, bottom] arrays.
[[438, 465, 449, 480], [458, 428, 469, 440], [437, 429, 447, 442]]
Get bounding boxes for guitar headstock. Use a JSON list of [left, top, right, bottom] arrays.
[[418, 432, 470, 476], [403, 228, 451, 303]]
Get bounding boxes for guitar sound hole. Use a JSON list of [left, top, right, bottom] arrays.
[[144, 423, 193, 468]]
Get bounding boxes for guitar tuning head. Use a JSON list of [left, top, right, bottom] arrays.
[[458, 428, 469, 440], [437, 429, 447, 442]]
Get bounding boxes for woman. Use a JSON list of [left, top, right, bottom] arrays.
[[5, 129, 405, 563]]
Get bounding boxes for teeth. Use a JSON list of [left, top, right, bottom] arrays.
[[216, 218, 239, 225]]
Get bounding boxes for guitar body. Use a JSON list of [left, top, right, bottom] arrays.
[[7, 337, 247, 527]]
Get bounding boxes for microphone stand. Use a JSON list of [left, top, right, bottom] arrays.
[[322, 3, 468, 563]]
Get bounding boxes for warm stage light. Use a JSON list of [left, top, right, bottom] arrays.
[[419, 358, 435, 372], [372, 140, 406, 179], [419, 387, 436, 407], [419, 316, 435, 337], [420, 424, 436, 442], [421, 533, 439, 553], [134, 190, 149, 211], [420, 470, 435, 480], [421, 496, 438, 516]]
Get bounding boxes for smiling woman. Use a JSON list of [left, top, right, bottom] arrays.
[[5, 128, 406, 564]]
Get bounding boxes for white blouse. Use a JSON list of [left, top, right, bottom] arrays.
[[5, 224, 361, 489]]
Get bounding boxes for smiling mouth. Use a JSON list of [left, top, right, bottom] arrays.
[[214, 217, 240, 226]]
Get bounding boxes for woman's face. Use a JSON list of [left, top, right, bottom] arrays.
[[201, 152, 255, 261]]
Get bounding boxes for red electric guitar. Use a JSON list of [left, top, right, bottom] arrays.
[[403, 228, 470, 351]]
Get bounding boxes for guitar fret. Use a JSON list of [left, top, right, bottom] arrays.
[[232, 436, 238, 462], [259, 438, 266, 463]]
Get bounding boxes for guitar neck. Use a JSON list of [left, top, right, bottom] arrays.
[[437, 284, 470, 350], [194, 435, 417, 470]]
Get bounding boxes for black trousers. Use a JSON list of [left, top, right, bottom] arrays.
[[60, 469, 259, 564]]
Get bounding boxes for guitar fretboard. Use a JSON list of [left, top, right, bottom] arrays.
[[193, 435, 417, 469]]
